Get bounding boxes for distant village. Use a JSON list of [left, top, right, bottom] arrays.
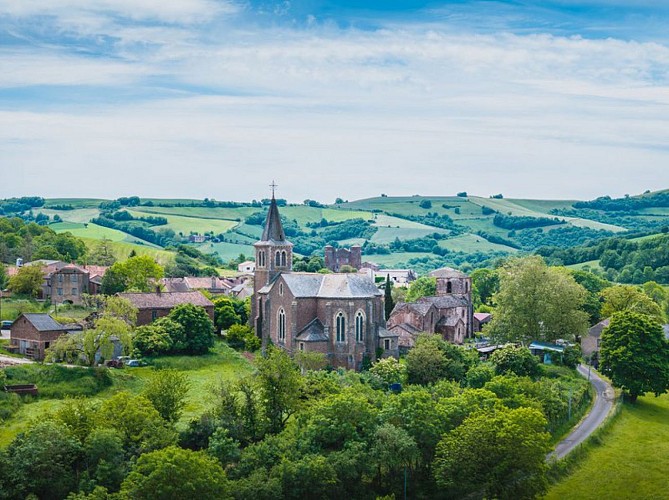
[[2, 194, 613, 369]]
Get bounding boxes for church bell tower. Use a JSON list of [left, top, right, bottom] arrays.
[[252, 182, 293, 337]]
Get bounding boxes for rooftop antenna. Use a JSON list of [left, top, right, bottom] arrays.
[[270, 180, 278, 199]]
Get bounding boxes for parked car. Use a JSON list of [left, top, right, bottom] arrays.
[[125, 359, 142, 367], [1, 320, 13, 329]]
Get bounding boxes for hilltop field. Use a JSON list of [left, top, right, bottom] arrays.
[[24, 190, 667, 275]]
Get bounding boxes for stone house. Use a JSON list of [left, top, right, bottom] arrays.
[[386, 267, 473, 350], [581, 318, 610, 357], [118, 291, 215, 326], [9, 313, 81, 360], [162, 276, 233, 295], [324, 245, 362, 272], [252, 196, 398, 370]]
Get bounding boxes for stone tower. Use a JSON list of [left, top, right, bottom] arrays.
[[252, 194, 293, 335]]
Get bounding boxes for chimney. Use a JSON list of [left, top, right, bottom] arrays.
[[156, 285, 161, 295], [211, 276, 217, 289]]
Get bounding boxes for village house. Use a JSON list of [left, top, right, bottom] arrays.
[[237, 261, 256, 273], [581, 318, 610, 357], [9, 313, 81, 360], [252, 195, 398, 370], [9, 260, 108, 304], [118, 290, 214, 325], [473, 312, 492, 333], [386, 267, 474, 351]]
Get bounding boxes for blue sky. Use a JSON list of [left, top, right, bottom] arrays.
[[1, 1, 669, 202]]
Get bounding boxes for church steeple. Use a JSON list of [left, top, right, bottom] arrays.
[[253, 182, 293, 289], [261, 195, 287, 243]]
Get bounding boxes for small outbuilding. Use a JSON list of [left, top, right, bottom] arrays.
[[9, 313, 75, 360]]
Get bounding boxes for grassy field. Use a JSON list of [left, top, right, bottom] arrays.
[[566, 259, 602, 271], [438, 233, 518, 253], [79, 238, 175, 265], [39, 208, 100, 223], [546, 394, 669, 500], [200, 241, 255, 261], [0, 299, 49, 321], [43, 198, 106, 209], [0, 341, 255, 447], [132, 205, 257, 221], [127, 210, 239, 235]]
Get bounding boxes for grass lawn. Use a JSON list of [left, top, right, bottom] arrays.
[[0, 341, 255, 447], [545, 393, 669, 500], [51, 221, 129, 242]]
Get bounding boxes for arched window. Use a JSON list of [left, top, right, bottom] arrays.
[[275, 251, 281, 266], [281, 250, 287, 267], [278, 308, 286, 342], [446, 281, 452, 293], [336, 312, 346, 342], [355, 311, 364, 342]]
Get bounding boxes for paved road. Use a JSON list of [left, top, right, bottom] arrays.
[[549, 364, 615, 460]]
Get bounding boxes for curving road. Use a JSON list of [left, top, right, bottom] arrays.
[[549, 364, 615, 460]]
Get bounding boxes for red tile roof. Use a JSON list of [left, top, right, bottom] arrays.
[[118, 291, 214, 310]]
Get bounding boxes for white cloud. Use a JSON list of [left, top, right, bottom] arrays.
[[1, 7, 669, 200]]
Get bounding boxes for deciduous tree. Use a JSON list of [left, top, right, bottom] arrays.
[[143, 369, 190, 423], [487, 256, 589, 344], [8, 264, 44, 297], [599, 311, 669, 402], [601, 285, 665, 323], [433, 407, 550, 499]]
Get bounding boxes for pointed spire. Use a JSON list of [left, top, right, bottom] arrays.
[[261, 188, 287, 242]]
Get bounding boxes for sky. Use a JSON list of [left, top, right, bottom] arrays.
[[1, 0, 669, 203]]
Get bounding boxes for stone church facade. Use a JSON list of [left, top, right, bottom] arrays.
[[386, 267, 473, 351], [252, 196, 398, 370]]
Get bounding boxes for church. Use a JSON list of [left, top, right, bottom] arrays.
[[251, 195, 398, 370]]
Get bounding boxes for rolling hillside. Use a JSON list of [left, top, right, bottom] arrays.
[[19, 190, 669, 272]]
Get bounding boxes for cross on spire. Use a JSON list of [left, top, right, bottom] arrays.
[[270, 180, 278, 199]]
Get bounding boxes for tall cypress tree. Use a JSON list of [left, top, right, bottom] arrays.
[[384, 274, 395, 320]]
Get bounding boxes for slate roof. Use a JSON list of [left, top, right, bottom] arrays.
[[436, 315, 464, 328], [296, 319, 328, 342], [429, 267, 468, 279], [588, 318, 611, 338], [18, 313, 68, 332], [378, 327, 399, 338], [278, 273, 382, 299], [118, 291, 214, 309], [419, 295, 469, 309]]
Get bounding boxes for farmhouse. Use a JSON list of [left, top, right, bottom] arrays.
[[386, 267, 474, 349], [252, 195, 398, 370], [9, 313, 81, 360], [118, 290, 214, 325]]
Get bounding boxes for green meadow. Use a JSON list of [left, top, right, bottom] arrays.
[[0, 341, 254, 447], [545, 394, 669, 500]]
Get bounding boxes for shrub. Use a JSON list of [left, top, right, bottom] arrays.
[[133, 324, 173, 356], [465, 364, 495, 388]]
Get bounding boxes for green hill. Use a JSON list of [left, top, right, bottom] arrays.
[[16, 190, 667, 272]]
